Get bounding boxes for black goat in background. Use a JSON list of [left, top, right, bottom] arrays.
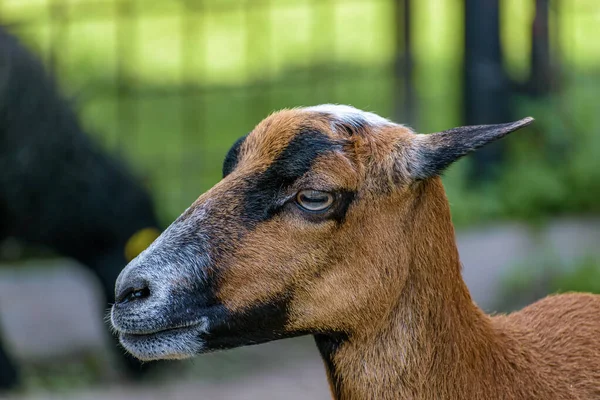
[[0, 26, 162, 390]]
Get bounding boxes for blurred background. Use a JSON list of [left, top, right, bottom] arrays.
[[0, 0, 598, 399]]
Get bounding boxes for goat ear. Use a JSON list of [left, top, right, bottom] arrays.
[[222, 134, 248, 178], [409, 117, 534, 180]]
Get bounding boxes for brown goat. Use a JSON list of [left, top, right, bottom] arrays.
[[110, 105, 600, 399]]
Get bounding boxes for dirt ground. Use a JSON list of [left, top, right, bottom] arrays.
[[0, 218, 598, 399], [0, 358, 331, 400]]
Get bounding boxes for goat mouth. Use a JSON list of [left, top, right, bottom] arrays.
[[117, 318, 210, 361], [116, 319, 207, 336]]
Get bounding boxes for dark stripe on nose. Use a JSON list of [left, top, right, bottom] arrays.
[[242, 129, 341, 224]]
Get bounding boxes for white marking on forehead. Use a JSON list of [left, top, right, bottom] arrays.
[[305, 104, 393, 127]]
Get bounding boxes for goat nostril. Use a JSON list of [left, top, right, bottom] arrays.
[[117, 285, 150, 305]]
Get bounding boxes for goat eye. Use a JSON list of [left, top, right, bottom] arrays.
[[296, 190, 334, 212]]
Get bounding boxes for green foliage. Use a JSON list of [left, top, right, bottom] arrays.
[[497, 255, 600, 313], [446, 74, 600, 227], [549, 258, 600, 294], [74, 65, 399, 223]]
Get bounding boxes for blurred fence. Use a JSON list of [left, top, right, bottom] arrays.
[[0, 0, 598, 222]]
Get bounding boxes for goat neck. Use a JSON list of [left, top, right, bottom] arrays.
[[315, 178, 569, 400]]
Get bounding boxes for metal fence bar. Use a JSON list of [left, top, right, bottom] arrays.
[[310, 0, 336, 103], [180, 0, 204, 198], [47, 0, 68, 75], [115, 0, 137, 156], [393, 0, 414, 125]]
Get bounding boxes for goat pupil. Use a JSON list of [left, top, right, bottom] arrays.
[[302, 193, 325, 203]]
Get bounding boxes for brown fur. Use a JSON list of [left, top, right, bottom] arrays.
[[115, 107, 599, 399], [318, 178, 600, 399], [212, 109, 600, 399]]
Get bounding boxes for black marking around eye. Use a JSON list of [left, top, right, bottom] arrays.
[[298, 190, 355, 225], [271, 128, 340, 181], [241, 129, 342, 225], [222, 134, 248, 178]]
